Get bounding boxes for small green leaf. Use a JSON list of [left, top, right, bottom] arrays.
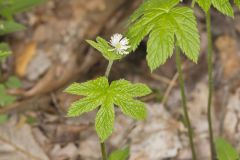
[[86, 37, 122, 61], [108, 147, 130, 160], [212, 0, 234, 17], [215, 137, 239, 160], [95, 98, 115, 142], [0, 114, 8, 124], [5, 76, 22, 88], [0, 20, 25, 35]]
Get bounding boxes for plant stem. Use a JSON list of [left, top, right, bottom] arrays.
[[191, 0, 196, 8], [206, 11, 216, 160], [100, 60, 114, 160], [175, 47, 197, 160], [100, 142, 107, 160], [105, 60, 114, 77]]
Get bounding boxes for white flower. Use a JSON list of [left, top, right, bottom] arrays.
[[109, 33, 130, 55]]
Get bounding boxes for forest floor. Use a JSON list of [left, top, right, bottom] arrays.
[[0, 0, 240, 160]]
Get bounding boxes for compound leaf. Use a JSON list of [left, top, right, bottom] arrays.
[[65, 77, 151, 141], [127, 0, 200, 71]]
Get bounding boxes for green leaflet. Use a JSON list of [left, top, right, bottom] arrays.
[[95, 98, 115, 142], [65, 77, 151, 142], [86, 37, 123, 61], [195, 0, 211, 13], [215, 138, 239, 160], [235, 0, 240, 9], [196, 0, 233, 17], [212, 0, 233, 17], [108, 147, 129, 160], [127, 0, 200, 71]]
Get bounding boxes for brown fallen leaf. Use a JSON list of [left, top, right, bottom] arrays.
[[0, 122, 49, 160], [15, 42, 37, 78]]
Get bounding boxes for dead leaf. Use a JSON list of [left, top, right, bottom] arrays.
[[0, 122, 49, 160], [15, 42, 37, 77]]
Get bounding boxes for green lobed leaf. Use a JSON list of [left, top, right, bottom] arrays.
[[86, 37, 122, 61], [215, 137, 239, 160], [212, 0, 234, 17], [108, 147, 130, 160], [195, 0, 211, 12], [65, 77, 151, 141], [127, 0, 200, 71], [95, 98, 115, 142]]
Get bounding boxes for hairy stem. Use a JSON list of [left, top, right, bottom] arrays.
[[175, 47, 197, 160], [206, 11, 216, 160], [100, 60, 114, 160]]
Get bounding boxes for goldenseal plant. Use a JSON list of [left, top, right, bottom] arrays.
[[64, 34, 151, 160], [192, 0, 240, 159], [126, 0, 200, 159]]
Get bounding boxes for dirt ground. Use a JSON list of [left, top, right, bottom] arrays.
[[0, 0, 240, 160]]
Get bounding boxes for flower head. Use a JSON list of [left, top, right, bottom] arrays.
[[109, 33, 130, 55]]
